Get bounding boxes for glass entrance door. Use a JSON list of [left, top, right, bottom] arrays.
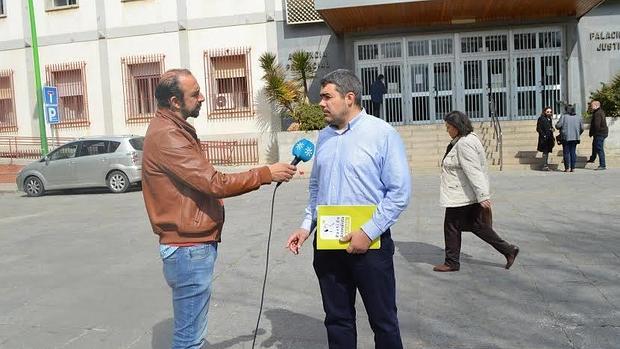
[[408, 61, 453, 123], [359, 63, 403, 123]]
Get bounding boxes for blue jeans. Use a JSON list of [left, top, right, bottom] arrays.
[[590, 135, 607, 168], [162, 244, 218, 349], [562, 141, 578, 170]]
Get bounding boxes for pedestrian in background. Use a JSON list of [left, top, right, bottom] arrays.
[[369, 74, 387, 118], [555, 104, 584, 172], [536, 106, 555, 171], [586, 100, 608, 170], [434, 110, 519, 272]]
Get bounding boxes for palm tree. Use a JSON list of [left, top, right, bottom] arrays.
[[289, 50, 315, 102], [259, 52, 301, 116]]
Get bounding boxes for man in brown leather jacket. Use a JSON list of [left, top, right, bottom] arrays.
[[142, 68, 296, 349]]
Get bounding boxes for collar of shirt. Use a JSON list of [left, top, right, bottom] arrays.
[[327, 109, 366, 135]]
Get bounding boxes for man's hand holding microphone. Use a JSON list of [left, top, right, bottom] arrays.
[[268, 138, 315, 183]]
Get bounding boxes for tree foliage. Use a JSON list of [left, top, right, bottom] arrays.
[[260, 51, 325, 131], [590, 72, 620, 118]]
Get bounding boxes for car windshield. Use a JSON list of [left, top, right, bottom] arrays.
[[129, 137, 144, 151]]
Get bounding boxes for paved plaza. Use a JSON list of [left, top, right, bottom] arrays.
[[0, 168, 619, 349]]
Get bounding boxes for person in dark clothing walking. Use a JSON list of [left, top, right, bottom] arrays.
[[587, 100, 609, 170], [369, 74, 387, 118], [536, 106, 555, 171]]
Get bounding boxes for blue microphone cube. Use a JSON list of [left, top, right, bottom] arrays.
[[292, 139, 315, 163]]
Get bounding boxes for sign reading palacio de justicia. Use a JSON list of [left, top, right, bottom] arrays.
[[589, 31, 620, 52]]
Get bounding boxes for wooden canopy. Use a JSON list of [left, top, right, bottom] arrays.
[[315, 0, 605, 34]]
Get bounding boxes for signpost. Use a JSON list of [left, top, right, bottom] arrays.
[[43, 86, 60, 124]]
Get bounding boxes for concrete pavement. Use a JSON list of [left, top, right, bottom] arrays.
[[0, 169, 619, 348]]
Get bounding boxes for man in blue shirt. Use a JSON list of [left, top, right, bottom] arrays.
[[287, 69, 411, 348]]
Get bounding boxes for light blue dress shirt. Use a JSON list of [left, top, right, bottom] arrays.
[[301, 110, 412, 240]]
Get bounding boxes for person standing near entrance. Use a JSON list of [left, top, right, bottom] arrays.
[[555, 104, 584, 172], [369, 74, 387, 118], [587, 100, 608, 170], [141, 68, 296, 349], [536, 106, 555, 171], [286, 69, 411, 348]]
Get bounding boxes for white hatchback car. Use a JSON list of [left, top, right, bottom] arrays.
[[16, 135, 143, 197]]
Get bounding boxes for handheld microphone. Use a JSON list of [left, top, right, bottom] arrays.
[[276, 138, 315, 187]]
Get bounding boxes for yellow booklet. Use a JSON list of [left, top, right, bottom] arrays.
[[316, 205, 381, 250]]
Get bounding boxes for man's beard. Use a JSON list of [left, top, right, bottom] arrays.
[[181, 102, 201, 119]]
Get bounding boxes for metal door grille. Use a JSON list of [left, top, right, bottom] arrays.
[[516, 56, 537, 118], [360, 66, 380, 115], [355, 28, 564, 124], [540, 55, 561, 113], [463, 60, 484, 118], [488, 58, 508, 118], [410, 63, 429, 122], [434, 62, 453, 120], [383, 64, 403, 124]]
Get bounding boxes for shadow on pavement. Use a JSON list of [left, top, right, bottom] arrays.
[[395, 241, 505, 269], [260, 308, 325, 348]]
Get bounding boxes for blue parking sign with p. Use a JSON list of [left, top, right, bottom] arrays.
[[43, 86, 60, 124]]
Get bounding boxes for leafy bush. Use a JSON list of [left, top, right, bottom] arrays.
[[295, 104, 325, 131], [590, 72, 620, 118]]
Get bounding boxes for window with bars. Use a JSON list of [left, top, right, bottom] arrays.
[[121, 54, 165, 124], [0, 70, 17, 132], [203, 48, 254, 119], [461, 35, 507, 53], [45, 62, 90, 128], [514, 31, 562, 51], [46, 0, 78, 10]]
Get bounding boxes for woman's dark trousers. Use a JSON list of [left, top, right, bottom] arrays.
[[443, 204, 513, 269]]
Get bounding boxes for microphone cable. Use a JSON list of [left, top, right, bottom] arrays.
[[251, 184, 279, 349]]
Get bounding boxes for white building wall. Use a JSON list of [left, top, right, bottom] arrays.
[[1, 49, 35, 137], [34, 1, 97, 37], [186, 0, 267, 18], [104, 0, 178, 28], [577, 0, 620, 106], [0, 0, 24, 42]]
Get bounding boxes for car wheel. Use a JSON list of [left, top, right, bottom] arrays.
[[24, 176, 45, 197], [107, 171, 130, 193]]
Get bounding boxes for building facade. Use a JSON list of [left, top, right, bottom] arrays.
[[1, 0, 619, 164]]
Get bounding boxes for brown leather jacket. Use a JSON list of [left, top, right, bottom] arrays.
[[142, 108, 272, 244]]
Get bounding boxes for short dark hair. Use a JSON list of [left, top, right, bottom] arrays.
[[155, 69, 192, 108], [377, 74, 384, 80], [320, 69, 362, 106], [565, 104, 576, 115], [443, 111, 474, 136]]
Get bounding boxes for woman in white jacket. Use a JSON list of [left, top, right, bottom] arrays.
[[433, 111, 520, 272]]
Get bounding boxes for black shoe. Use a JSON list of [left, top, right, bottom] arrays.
[[505, 247, 519, 270], [595, 166, 607, 171], [586, 159, 595, 163]]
